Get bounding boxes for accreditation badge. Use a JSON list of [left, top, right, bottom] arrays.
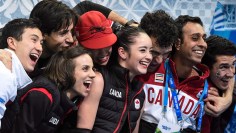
[[156, 118, 180, 133]]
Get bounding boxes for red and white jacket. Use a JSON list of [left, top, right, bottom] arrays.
[[137, 58, 210, 131]]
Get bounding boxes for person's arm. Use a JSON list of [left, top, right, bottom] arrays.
[[108, 11, 139, 27], [132, 102, 145, 133], [73, 1, 138, 27], [73, 1, 111, 17], [0, 66, 15, 123], [76, 72, 104, 130], [11, 89, 51, 133], [0, 49, 12, 72], [108, 11, 128, 26], [204, 79, 234, 117]]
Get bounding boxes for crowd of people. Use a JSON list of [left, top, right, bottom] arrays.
[[0, 0, 235, 133]]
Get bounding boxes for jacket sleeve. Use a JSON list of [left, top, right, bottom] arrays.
[[73, 1, 111, 18], [0, 63, 16, 123], [11, 88, 52, 133]]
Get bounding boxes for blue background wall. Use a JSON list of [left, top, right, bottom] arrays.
[[0, 0, 236, 35]]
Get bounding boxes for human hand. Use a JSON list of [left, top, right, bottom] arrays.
[[207, 87, 219, 97], [204, 85, 233, 117]]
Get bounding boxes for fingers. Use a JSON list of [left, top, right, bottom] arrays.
[[204, 93, 218, 102], [204, 102, 220, 117], [208, 89, 219, 97], [204, 95, 230, 117], [208, 87, 219, 98]]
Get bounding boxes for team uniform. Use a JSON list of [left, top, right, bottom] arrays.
[[137, 59, 210, 133], [1, 76, 82, 133], [30, 1, 112, 78], [92, 64, 145, 133]]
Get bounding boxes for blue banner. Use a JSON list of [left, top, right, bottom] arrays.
[[225, 106, 236, 133], [209, 1, 236, 44]]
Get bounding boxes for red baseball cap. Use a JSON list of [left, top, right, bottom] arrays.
[[75, 11, 117, 49]]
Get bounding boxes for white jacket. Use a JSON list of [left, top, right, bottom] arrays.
[[0, 49, 32, 127]]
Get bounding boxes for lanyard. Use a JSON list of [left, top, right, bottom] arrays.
[[163, 60, 183, 124], [163, 59, 208, 132]]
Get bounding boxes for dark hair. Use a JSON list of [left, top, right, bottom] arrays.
[[175, 15, 203, 43], [44, 46, 92, 91], [202, 35, 236, 69], [140, 10, 178, 48], [109, 26, 146, 65], [171, 15, 204, 55], [30, 0, 78, 35], [0, 18, 41, 49]]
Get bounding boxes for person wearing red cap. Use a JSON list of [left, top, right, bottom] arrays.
[[60, 12, 151, 133], [75, 11, 117, 67], [90, 25, 152, 133], [58, 11, 117, 132]]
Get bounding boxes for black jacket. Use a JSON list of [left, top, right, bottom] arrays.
[[1, 76, 79, 133], [92, 64, 145, 133]]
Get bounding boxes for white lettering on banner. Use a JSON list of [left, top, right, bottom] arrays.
[[146, 85, 200, 119], [109, 88, 122, 98]]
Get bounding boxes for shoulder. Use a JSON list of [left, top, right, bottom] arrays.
[[90, 72, 104, 94], [20, 87, 54, 105], [93, 72, 104, 82]]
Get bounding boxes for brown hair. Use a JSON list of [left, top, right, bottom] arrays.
[[44, 45, 92, 91]]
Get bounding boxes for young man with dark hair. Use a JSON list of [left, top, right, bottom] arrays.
[[201, 35, 236, 133], [137, 15, 209, 133], [28, 0, 78, 77], [139, 10, 178, 72], [29, 0, 135, 78], [0, 18, 43, 127]]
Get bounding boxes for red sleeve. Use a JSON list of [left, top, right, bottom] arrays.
[[11, 88, 52, 133]]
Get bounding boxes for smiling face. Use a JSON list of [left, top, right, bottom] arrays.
[[148, 37, 172, 72], [177, 22, 207, 65], [10, 28, 43, 72], [72, 54, 96, 97], [122, 32, 153, 78], [91, 46, 112, 66], [44, 21, 74, 55], [210, 55, 236, 91]]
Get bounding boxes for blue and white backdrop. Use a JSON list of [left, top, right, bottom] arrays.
[[0, 0, 236, 35], [0, 0, 236, 132]]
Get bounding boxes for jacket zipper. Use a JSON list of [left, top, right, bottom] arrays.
[[113, 75, 129, 133], [128, 84, 144, 132]]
